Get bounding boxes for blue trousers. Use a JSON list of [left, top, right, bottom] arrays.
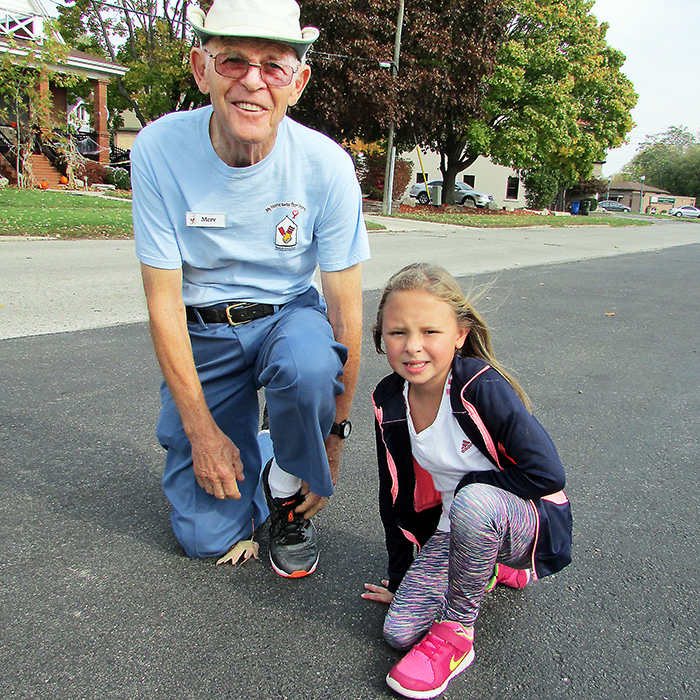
[[157, 287, 347, 558]]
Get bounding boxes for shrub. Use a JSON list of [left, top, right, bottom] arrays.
[[361, 151, 413, 201], [112, 167, 131, 190], [76, 159, 110, 185]]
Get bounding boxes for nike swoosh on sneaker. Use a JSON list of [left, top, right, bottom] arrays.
[[449, 652, 468, 672]]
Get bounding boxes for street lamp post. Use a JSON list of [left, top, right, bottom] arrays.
[[639, 175, 646, 214], [381, 0, 405, 217]]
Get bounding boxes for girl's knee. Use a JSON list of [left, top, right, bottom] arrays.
[[450, 483, 504, 537], [383, 617, 423, 651]]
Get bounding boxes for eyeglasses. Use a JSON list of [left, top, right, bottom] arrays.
[[203, 49, 299, 87]]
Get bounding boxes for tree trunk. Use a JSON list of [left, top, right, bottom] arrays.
[[439, 137, 480, 205]]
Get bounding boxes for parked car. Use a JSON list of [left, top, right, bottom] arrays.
[[598, 200, 631, 213], [409, 180, 494, 207], [668, 205, 700, 218]]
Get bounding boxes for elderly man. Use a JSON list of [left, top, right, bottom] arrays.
[[131, 0, 369, 578]]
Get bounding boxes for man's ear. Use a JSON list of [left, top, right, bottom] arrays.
[[190, 47, 211, 95], [287, 63, 311, 107]]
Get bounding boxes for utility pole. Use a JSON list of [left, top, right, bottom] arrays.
[[381, 0, 405, 217]]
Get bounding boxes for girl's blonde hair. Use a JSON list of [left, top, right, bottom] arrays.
[[373, 263, 531, 411]]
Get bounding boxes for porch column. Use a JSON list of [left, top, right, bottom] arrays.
[[37, 76, 51, 126], [93, 79, 110, 164]]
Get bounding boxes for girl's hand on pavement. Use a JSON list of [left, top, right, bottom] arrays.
[[362, 580, 394, 604]]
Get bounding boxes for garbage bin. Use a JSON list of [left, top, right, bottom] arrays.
[[570, 201, 580, 215], [579, 200, 590, 216], [428, 185, 442, 205]]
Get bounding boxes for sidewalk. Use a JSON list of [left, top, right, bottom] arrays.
[[2, 219, 698, 340], [360, 215, 700, 290]]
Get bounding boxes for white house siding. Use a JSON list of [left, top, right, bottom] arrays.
[[114, 109, 143, 150], [0, 0, 49, 39], [1, 0, 48, 16], [402, 147, 528, 209]]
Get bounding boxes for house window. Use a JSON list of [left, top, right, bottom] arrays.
[[462, 175, 475, 188], [506, 176, 520, 200], [415, 172, 426, 183]]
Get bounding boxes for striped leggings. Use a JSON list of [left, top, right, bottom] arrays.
[[384, 483, 537, 650]]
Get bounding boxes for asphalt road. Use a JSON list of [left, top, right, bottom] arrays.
[[1, 219, 699, 699]]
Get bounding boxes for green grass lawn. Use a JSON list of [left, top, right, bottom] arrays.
[[0, 188, 388, 237], [394, 209, 654, 228], [0, 188, 653, 238], [0, 188, 135, 238]]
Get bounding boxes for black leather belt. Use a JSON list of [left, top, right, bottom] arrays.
[[186, 302, 279, 326]]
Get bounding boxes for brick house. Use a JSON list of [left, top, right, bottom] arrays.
[[0, 0, 127, 185]]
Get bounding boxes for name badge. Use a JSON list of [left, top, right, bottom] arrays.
[[186, 212, 227, 228]]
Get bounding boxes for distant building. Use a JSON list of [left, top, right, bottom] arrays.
[[402, 147, 527, 209], [114, 109, 143, 151], [606, 181, 696, 214]]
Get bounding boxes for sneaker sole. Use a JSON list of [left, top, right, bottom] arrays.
[[385, 648, 474, 699], [269, 552, 319, 578]]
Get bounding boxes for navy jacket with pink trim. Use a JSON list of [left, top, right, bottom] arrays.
[[372, 355, 572, 593]]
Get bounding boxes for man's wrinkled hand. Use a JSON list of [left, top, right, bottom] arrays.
[[191, 430, 244, 500], [295, 482, 329, 519]]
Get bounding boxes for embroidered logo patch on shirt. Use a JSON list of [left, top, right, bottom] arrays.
[[461, 439, 473, 453], [275, 209, 299, 249]]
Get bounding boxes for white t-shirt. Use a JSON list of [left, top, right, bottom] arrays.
[[406, 373, 497, 531], [131, 107, 370, 306]]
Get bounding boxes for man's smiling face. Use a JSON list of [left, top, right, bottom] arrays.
[[191, 37, 311, 166]]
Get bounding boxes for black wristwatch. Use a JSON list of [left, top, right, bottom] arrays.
[[329, 420, 352, 439]]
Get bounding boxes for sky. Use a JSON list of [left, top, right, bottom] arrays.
[[592, 0, 700, 176]]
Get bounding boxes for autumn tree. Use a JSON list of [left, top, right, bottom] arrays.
[[296, 0, 507, 203], [297, 0, 636, 204], [421, 0, 637, 202], [57, 0, 206, 128]]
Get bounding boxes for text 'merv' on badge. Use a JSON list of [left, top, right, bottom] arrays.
[[186, 212, 227, 228]]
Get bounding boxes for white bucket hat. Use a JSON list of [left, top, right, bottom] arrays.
[[188, 0, 320, 59]]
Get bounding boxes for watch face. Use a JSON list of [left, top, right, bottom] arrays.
[[332, 420, 351, 439]]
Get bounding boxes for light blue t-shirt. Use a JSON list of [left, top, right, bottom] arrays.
[[131, 107, 370, 306]]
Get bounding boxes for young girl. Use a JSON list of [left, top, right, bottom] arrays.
[[363, 263, 572, 699]]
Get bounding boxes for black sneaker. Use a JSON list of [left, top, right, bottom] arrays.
[[262, 459, 319, 578]]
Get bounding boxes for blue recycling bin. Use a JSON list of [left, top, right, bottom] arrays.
[[570, 201, 580, 215]]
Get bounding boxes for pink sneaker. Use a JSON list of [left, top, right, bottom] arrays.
[[386, 621, 474, 699], [485, 563, 531, 593]]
